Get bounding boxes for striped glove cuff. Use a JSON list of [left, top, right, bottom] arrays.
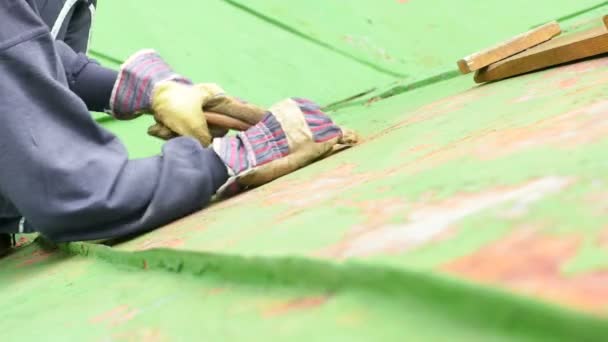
[[109, 49, 191, 119], [212, 98, 345, 197], [213, 112, 289, 176]]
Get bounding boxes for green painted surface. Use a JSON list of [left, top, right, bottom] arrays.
[[91, 1, 392, 106], [229, 0, 605, 79], [4, 1, 608, 340]]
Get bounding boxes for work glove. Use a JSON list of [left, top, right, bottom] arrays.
[[148, 89, 266, 140], [212, 97, 358, 196], [109, 50, 266, 146]]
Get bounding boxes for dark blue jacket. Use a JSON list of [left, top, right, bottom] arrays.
[[36, 0, 97, 54], [0, 0, 227, 242]]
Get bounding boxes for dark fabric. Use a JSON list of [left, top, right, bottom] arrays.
[[35, 0, 96, 53], [55, 40, 116, 112], [35, 0, 117, 112], [0, 0, 228, 241], [0, 234, 12, 256]]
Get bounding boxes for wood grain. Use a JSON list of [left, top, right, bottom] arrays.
[[475, 16, 608, 83], [458, 21, 561, 74]]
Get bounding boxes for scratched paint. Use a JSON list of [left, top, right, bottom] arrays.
[[322, 177, 572, 259]]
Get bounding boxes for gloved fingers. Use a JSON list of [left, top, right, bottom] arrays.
[[148, 122, 178, 140], [173, 122, 213, 147], [338, 128, 359, 146], [196, 83, 226, 102], [192, 83, 266, 125], [205, 111, 252, 131], [320, 128, 360, 158], [208, 124, 229, 138], [148, 121, 230, 141]]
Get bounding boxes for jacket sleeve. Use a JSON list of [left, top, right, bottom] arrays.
[[55, 40, 117, 113], [0, 1, 227, 242]]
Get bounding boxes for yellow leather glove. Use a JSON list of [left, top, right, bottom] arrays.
[[148, 82, 221, 145], [148, 84, 267, 142], [110, 50, 220, 146]]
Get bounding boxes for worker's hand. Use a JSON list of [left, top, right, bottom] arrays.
[[148, 81, 218, 146], [147, 86, 267, 141], [109, 50, 265, 147], [212, 97, 358, 197]]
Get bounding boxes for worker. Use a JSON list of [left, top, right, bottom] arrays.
[[0, 0, 355, 256]]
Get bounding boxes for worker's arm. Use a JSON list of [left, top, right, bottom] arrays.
[[54, 40, 117, 112], [0, 1, 227, 242]]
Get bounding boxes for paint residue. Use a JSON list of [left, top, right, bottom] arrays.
[[262, 296, 328, 317], [322, 177, 572, 258], [443, 227, 608, 312]]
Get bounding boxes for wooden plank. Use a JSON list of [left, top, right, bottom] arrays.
[[458, 21, 561, 74], [475, 16, 608, 83]]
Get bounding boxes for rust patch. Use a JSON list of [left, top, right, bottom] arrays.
[[90, 305, 140, 326], [558, 77, 579, 89], [388, 99, 608, 176], [471, 100, 608, 159], [368, 88, 492, 141], [443, 227, 608, 313], [263, 164, 380, 208], [516, 58, 608, 102], [16, 249, 53, 267], [321, 177, 572, 259], [207, 287, 226, 296], [205, 164, 385, 250], [262, 296, 329, 318], [14, 236, 32, 248]]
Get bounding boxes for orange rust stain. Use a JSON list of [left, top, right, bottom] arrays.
[[90, 305, 140, 326], [541, 57, 608, 80], [17, 249, 53, 267], [262, 296, 328, 318], [517, 58, 608, 102], [471, 100, 608, 159], [14, 236, 31, 248], [207, 287, 226, 295], [389, 99, 608, 175], [368, 89, 491, 142], [443, 227, 608, 312], [320, 177, 571, 259], [263, 164, 380, 208], [205, 164, 384, 250], [558, 77, 579, 89]]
